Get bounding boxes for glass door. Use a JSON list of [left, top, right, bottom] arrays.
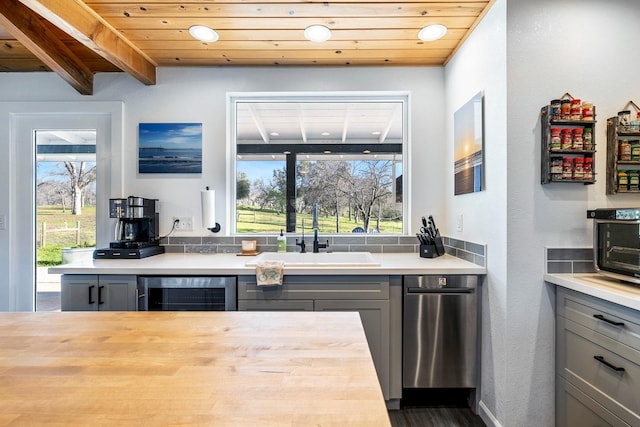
[[35, 130, 97, 311]]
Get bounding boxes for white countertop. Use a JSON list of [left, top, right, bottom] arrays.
[[49, 252, 486, 276], [545, 273, 640, 311]]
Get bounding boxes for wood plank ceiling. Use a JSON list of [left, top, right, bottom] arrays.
[[0, 0, 494, 95]]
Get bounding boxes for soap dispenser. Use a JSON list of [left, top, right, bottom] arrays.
[[277, 229, 286, 252]]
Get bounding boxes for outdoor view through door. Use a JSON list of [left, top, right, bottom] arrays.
[[232, 93, 407, 235], [36, 130, 97, 311]]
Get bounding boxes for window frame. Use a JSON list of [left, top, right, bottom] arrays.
[[227, 91, 411, 235]]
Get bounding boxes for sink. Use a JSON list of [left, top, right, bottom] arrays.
[[245, 251, 380, 267]]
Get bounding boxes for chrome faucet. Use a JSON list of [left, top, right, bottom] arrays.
[[312, 203, 329, 253], [295, 218, 307, 253]]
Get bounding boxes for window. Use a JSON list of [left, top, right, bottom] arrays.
[[229, 92, 408, 235]]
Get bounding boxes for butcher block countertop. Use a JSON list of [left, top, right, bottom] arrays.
[[0, 311, 390, 426]]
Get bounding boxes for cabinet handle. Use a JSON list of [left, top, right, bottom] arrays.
[[593, 314, 625, 327], [594, 355, 625, 372], [88, 285, 95, 304], [98, 285, 105, 305]]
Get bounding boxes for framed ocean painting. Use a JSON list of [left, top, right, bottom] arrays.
[[453, 92, 484, 195], [138, 123, 202, 174]]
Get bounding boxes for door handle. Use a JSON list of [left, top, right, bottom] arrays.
[[594, 355, 625, 372], [88, 285, 95, 304], [406, 287, 475, 294], [98, 285, 105, 305], [593, 314, 625, 327]]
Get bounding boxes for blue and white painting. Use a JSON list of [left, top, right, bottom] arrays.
[[138, 123, 202, 174], [454, 92, 484, 195]]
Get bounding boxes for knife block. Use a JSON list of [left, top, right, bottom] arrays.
[[419, 244, 439, 258]]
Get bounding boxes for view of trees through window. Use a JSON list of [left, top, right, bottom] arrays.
[[237, 157, 402, 234]]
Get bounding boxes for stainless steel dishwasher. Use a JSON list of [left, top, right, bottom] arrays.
[[403, 275, 479, 388]]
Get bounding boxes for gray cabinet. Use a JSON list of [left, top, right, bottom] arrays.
[[61, 274, 137, 311], [237, 274, 391, 400], [556, 287, 640, 426]]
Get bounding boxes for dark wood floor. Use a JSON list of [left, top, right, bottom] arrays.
[[390, 389, 486, 427], [389, 407, 485, 427]]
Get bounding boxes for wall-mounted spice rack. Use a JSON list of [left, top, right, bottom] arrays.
[[541, 93, 596, 185], [606, 101, 640, 194]]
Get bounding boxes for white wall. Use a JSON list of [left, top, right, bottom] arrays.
[[0, 67, 446, 309], [444, 1, 508, 425], [506, 0, 640, 425], [444, 0, 640, 426]]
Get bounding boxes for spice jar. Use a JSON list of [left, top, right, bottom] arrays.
[[583, 128, 593, 150], [618, 110, 631, 131], [562, 157, 573, 180], [573, 157, 584, 180], [561, 128, 573, 150], [619, 140, 632, 161], [618, 171, 629, 192], [572, 128, 584, 150], [550, 99, 562, 120], [570, 99, 582, 120], [550, 128, 561, 151], [631, 141, 640, 161], [584, 157, 593, 180], [561, 100, 571, 120], [581, 103, 594, 121], [550, 157, 563, 181], [629, 170, 640, 191]]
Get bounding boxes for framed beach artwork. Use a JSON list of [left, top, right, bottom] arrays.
[[453, 92, 484, 195], [138, 123, 203, 174]]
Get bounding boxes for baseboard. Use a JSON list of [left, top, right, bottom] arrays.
[[478, 400, 503, 427]]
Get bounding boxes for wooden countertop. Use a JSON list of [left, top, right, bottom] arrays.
[[0, 311, 390, 426]]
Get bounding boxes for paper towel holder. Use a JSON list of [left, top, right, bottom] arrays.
[[203, 186, 221, 233]]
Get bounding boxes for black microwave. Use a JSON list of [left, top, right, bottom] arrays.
[[587, 208, 640, 285]]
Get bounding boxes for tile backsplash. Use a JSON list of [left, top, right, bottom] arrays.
[[161, 234, 486, 267], [546, 247, 595, 274]]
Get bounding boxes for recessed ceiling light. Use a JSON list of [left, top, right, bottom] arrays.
[[323, 150, 332, 154], [372, 131, 381, 135], [363, 150, 371, 154], [304, 25, 332, 42], [321, 131, 331, 136], [418, 24, 447, 42], [189, 25, 219, 42], [270, 132, 279, 136]]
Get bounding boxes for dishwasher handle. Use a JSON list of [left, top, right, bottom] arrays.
[[406, 287, 475, 294]]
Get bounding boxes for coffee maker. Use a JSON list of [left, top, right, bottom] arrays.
[[93, 196, 165, 259]]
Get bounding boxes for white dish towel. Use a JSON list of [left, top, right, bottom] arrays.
[[256, 260, 285, 286]]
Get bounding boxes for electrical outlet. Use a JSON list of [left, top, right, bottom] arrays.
[[173, 216, 194, 231], [0, 214, 5, 230], [457, 214, 463, 232]]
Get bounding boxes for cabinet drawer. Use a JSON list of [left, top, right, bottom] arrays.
[[238, 300, 314, 311], [557, 316, 640, 425], [238, 275, 389, 301], [556, 375, 629, 427], [557, 288, 640, 352]]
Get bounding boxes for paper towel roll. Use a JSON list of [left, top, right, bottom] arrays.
[[201, 189, 216, 229]]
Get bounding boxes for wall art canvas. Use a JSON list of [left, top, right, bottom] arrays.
[[138, 123, 202, 174], [454, 92, 484, 195]]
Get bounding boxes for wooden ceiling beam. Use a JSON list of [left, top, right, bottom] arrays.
[[18, 0, 156, 86], [0, 0, 94, 94]]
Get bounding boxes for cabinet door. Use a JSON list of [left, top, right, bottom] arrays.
[[557, 375, 629, 427], [315, 299, 390, 400], [99, 275, 137, 311], [61, 275, 99, 311], [238, 299, 314, 311]]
